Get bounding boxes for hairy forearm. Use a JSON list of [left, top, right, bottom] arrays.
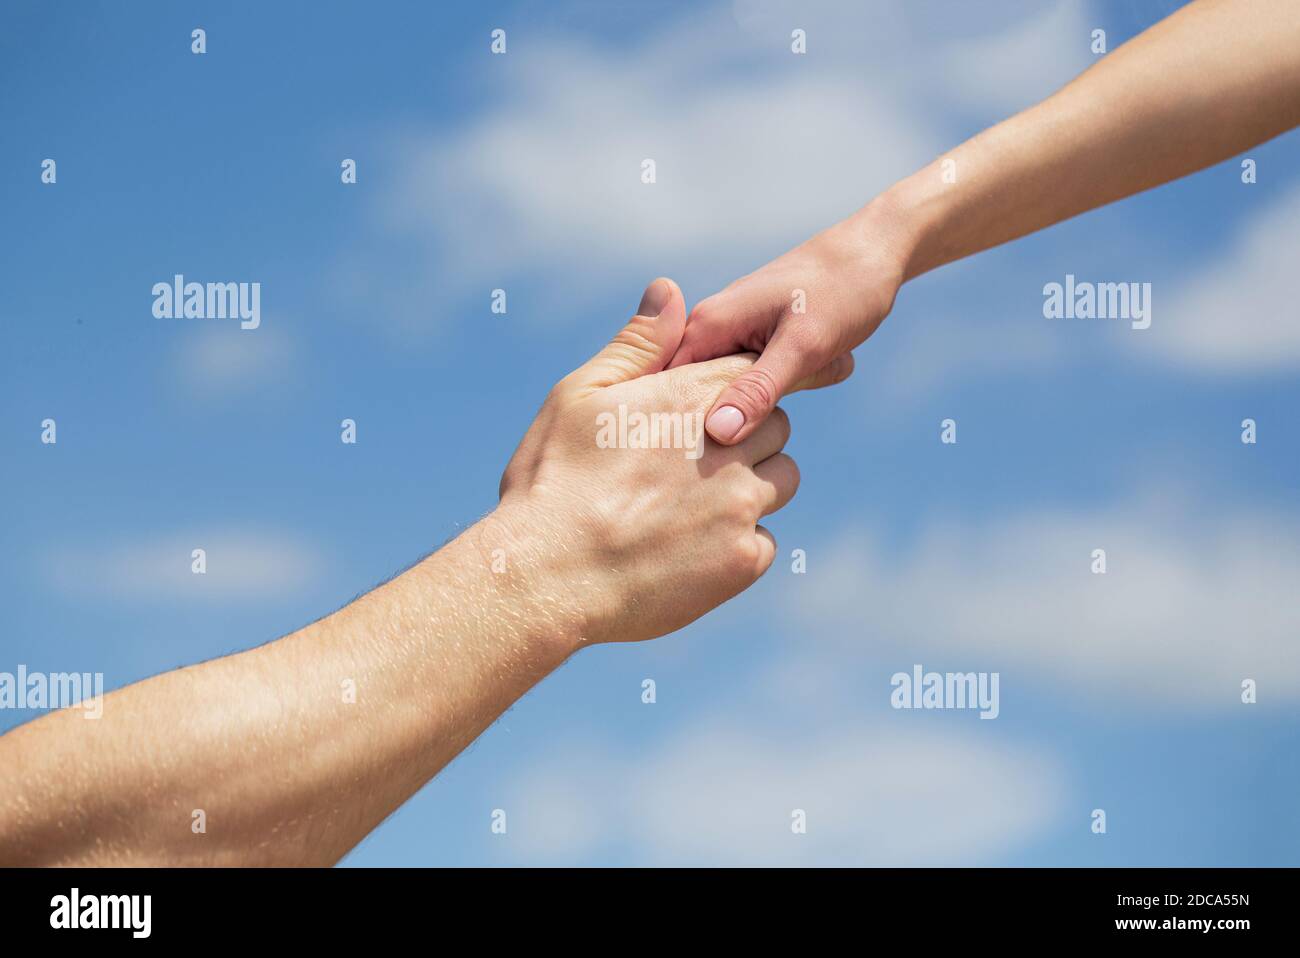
[[0, 503, 579, 866], [0, 284, 792, 866], [868, 0, 1300, 280]]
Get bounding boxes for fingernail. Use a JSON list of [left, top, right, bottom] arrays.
[[637, 279, 671, 317], [706, 405, 745, 442]]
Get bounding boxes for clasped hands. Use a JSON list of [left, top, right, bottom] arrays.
[[491, 260, 888, 648]]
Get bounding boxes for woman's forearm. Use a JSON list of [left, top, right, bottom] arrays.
[[677, 0, 1300, 446], [869, 0, 1300, 280]]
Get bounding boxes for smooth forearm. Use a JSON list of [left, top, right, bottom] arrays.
[[674, 2, 1300, 445], [0, 503, 579, 866], [862, 0, 1300, 281]]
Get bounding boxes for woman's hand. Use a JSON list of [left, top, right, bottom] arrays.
[[667, 207, 914, 445]]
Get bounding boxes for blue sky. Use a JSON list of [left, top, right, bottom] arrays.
[[1, 0, 1297, 865]]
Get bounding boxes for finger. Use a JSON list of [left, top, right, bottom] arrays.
[[733, 406, 790, 466], [668, 294, 735, 370], [566, 278, 686, 393], [704, 324, 822, 445], [668, 287, 780, 370], [788, 351, 855, 395], [751, 525, 778, 579], [751, 452, 800, 517], [659, 351, 758, 409]]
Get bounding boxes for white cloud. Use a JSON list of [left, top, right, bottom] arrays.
[[44, 529, 323, 602], [385, 67, 935, 286], [1136, 180, 1300, 371], [346, 0, 1300, 382], [332, 0, 1300, 384], [932, 0, 1093, 115], [873, 306, 1065, 401], [504, 720, 1065, 865], [352, 0, 1092, 322], [172, 327, 297, 397], [784, 499, 1300, 706]]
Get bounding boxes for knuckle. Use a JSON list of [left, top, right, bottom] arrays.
[[548, 377, 574, 405], [708, 354, 757, 386], [688, 296, 723, 327], [612, 318, 660, 359], [728, 366, 780, 415], [716, 466, 761, 522], [769, 406, 791, 441], [776, 453, 800, 495], [727, 534, 761, 578], [679, 356, 752, 407], [734, 484, 763, 522]]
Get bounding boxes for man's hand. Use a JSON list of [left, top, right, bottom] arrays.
[[496, 277, 800, 645], [0, 278, 803, 866]]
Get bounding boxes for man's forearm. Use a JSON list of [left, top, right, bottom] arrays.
[[1, 280, 798, 866], [867, 0, 1300, 281], [0, 504, 578, 866]]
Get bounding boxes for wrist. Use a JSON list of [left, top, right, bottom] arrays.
[[852, 167, 950, 283], [465, 499, 593, 659]]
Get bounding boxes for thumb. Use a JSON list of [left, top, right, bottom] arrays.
[[568, 278, 686, 392], [703, 324, 821, 444]]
